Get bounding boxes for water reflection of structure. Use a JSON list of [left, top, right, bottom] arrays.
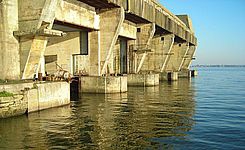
[[0, 79, 195, 149], [0, 105, 72, 149], [78, 79, 196, 149]]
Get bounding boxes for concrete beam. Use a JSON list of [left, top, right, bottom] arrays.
[[119, 21, 137, 39], [55, 0, 99, 30], [99, 7, 125, 75], [14, 29, 66, 37]]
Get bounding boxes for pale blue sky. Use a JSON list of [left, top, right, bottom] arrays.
[[160, 0, 245, 65]]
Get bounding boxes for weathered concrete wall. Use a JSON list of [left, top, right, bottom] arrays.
[[18, 0, 44, 32], [119, 21, 137, 39], [177, 15, 194, 33], [114, 40, 120, 74], [0, 0, 20, 80], [0, 95, 27, 118], [128, 0, 155, 23], [135, 23, 155, 73], [0, 81, 70, 118], [160, 71, 178, 81], [34, 82, 70, 111], [0, 82, 34, 94], [165, 42, 189, 72], [18, 0, 60, 79], [18, 0, 59, 31], [144, 34, 174, 72], [99, 7, 125, 75], [117, 0, 197, 45], [26, 82, 70, 113], [128, 73, 159, 86], [80, 76, 127, 93], [45, 32, 80, 74], [178, 69, 191, 78], [180, 45, 196, 70], [55, 0, 99, 30], [17, 0, 99, 78]]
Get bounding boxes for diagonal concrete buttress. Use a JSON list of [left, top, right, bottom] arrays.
[[165, 41, 189, 72], [177, 42, 190, 71], [180, 45, 196, 70], [160, 34, 175, 72], [99, 7, 125, 75], [136, 23, 155, 73], [20, 0, 60, 79]]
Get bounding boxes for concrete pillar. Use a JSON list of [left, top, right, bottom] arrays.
[[190, 70, 198, 77], [160, 72, 178, 81], [128, 73, 159, 87], [89, 31, 101, 76], [0, 0, 20, 80], [20, 36, 48, 79], [99, 7, 125, 75], [114, 39, 120, 74], [80, 76, 127, 93], [178, 69, 191, 78], [39, 55, 45, 76]]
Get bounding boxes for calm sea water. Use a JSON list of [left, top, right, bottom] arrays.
[[0, 67, 245, 149]]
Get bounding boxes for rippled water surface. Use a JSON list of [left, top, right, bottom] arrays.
[[0, 67, 245, 149]]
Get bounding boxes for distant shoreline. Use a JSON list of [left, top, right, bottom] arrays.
[[191, 65, 245, 67]]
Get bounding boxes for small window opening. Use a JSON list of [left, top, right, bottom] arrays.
[[137, 28, 141, 32]]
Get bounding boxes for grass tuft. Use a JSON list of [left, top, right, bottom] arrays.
[[0, 91, 14, 97]]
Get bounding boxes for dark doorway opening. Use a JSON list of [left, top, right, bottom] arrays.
[[120, 39, 127, 74]]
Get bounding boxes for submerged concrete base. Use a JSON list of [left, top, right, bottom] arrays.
[[127, 73, 159, 86], [160, 72, 178, 81], [190, 70, 198, 77], [27, 82, 70, 113], [178, 70, 191, 78], [80, 76, 127, 93]]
